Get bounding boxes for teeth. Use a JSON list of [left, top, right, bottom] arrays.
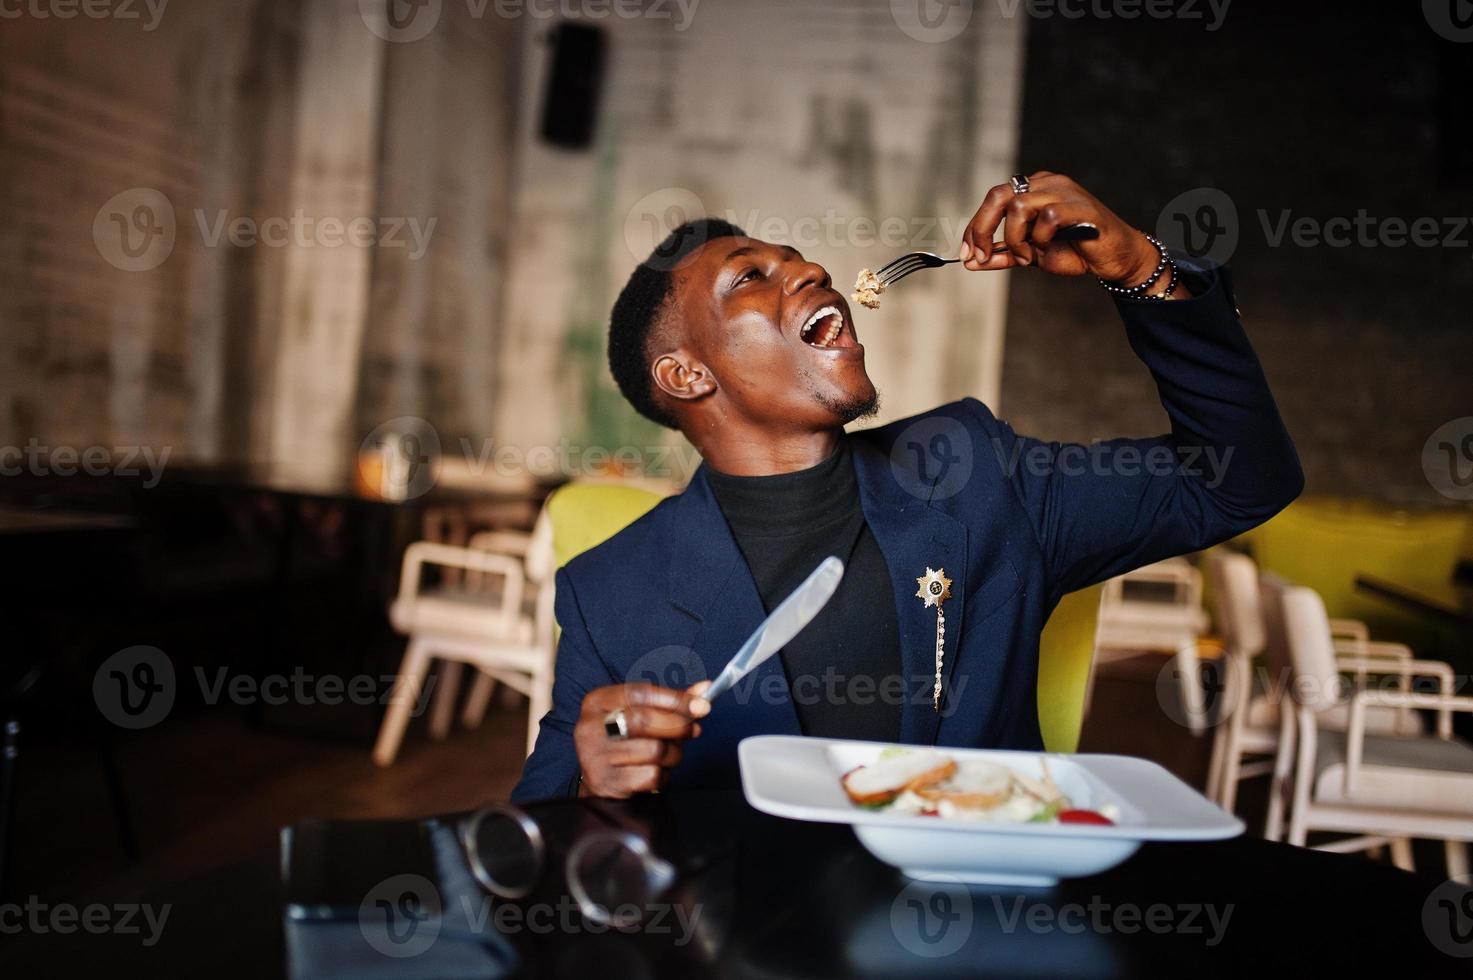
[[802, 306, 843, 347]]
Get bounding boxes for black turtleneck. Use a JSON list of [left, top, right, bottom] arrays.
[[705, 439, 902, 742]]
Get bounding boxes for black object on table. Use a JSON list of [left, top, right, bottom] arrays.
[[4, 789, 1468, 979]]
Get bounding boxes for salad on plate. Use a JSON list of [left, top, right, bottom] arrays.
[[840, 747, 1119, 825]]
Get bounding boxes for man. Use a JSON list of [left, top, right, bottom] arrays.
[[512, 172, 1302, 801]]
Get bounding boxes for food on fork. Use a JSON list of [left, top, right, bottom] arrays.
[[840, 748, 957, 806], [851, 268, 885, 310]]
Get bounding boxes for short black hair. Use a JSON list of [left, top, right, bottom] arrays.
[[608, 217, 748, 430]]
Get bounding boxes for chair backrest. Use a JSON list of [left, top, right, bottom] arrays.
[[1206, 550, 1264, 659], [1099, 558, 1202, 617], [512, 482, 663, 645], [1257, 572, 1294, 685], [1279, 585, 1343, 713], [544, 482, 667, 568], [1037, 583, 1102, 754], [524, 508, 555, 585]]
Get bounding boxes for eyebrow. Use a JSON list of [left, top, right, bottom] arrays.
[[722, 244, 800, 263]]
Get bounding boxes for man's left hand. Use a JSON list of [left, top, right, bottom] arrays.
[[958, 172, 1162, 285]]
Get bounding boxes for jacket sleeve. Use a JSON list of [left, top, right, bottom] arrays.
[[509, 566, 615, 802], [974, 256, 1303, 599]]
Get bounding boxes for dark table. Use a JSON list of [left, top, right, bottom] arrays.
[[0, 506, 139, 536], [171, 463, 555, 742], [1355, 572, 1473, 629], [0, 506, 144, 901], [4, 790, 1468, 978], [1354, 572, 1473, 740]]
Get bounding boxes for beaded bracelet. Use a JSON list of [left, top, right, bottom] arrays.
[[1098, 234, 1169, 297], [1137, 259, 1179, 300]]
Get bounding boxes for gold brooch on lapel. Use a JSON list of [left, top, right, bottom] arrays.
[[915, 567, 952, 712]]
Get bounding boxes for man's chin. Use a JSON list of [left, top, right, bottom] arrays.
[[819, 385, 880, 426]]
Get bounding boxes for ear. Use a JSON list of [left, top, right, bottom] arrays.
[[651, 350, 717, 407]]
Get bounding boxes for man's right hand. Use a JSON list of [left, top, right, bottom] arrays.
[[574, 681, 711, 797]]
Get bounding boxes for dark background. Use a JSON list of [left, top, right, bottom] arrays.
[[1003, 3, 1473, 506]]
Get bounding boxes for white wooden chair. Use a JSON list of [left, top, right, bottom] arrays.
[[1087, 559, 1211, 732], [1204, 551, 1272, 812], [1276, 584, 1472, 876], [372, 508, 556, 765], [1262, 577, 1428, 865], [1204, 553, 1421, 819]]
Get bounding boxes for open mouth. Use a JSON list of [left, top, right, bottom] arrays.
[[799, 305, 853, 350]]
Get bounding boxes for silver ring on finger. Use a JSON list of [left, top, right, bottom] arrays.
[[603, 707, 630, 741], [1010, 173, 1031, 195]]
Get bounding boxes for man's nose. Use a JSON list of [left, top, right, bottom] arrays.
[[783, 261, 831, 296]]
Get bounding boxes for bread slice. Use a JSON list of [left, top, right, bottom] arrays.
[[914, 759, 1015, 811], [842, 750, 957, 806]]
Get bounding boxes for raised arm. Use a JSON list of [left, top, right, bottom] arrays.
[[960, 173, 1303, 597]]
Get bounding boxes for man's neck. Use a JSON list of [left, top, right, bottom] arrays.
[[693, 426, 843, 477]]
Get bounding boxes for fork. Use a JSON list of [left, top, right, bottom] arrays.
[[872, 223, 1100, 288]]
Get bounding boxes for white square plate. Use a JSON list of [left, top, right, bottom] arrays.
[[738, 736, 1243, 886]]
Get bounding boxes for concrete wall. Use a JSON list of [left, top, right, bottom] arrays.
[[355, 2, 522, 455], [0, 0, 291, 458], [0, 1, 1029, 485], [0, 0, 521, 479], [492, 0, 1029, 477]]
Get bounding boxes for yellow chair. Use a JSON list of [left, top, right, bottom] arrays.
[[545, 482, 666, 568], [1037, 585, 1101, 753]]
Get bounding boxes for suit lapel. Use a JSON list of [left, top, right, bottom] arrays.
[[851, 438, 969, 746], [663, 441, 973, 747], [664, 469, 801, 736]]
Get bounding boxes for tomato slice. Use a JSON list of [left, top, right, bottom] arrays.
[[1056, 809, 1114, 825]]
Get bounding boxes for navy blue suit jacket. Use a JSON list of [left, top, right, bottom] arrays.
[[512, 259, 1302, 801]]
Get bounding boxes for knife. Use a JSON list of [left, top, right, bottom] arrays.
[[703, 556, 845, 703]]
